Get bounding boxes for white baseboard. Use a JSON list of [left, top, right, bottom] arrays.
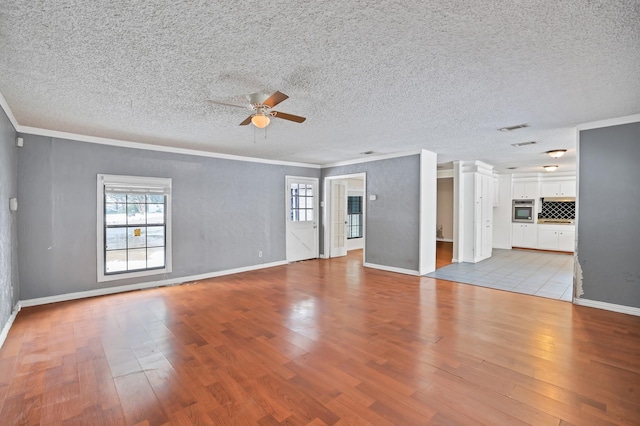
[[436, 238, 453, 242], [364, 262, 420, 276], [0, 303, 21, 350], [573, 298, 640, 317], [20, 260, 288, 308]]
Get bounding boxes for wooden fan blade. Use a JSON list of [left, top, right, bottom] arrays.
[[239, 115, 253, 126], [263, 91, 289, 108], [207, 100, 250, 109], [271, 111, 306, 123]]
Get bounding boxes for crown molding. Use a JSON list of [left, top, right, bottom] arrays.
[[577, 113, 640, 131], [321, 149, 422, 168], [0, 92, 20, 131]]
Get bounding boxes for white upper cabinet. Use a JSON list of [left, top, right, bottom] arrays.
[[540, 180, 576, 198], [512, 182, 539, 199]]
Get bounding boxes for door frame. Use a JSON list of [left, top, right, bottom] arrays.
[[323, 173, 367, 261], [285, 175, 320, 262]]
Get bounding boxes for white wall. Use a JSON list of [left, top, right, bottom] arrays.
[[436, 178, 453, 241]]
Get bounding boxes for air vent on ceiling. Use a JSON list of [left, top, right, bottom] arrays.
[[360, 150, 375, 155], [507, 167, 518, 170], [511, 141, 538, 147], [499, 123, 530, 132]]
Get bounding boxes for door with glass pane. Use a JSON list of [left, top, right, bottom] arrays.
[[285, 176, 319, 262]]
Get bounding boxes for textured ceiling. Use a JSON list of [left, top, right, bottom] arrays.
[[1, 1, 639, 171]]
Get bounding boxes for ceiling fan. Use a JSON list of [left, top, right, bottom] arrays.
[[208, 91, 306, 128]]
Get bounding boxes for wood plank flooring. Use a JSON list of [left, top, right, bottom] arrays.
[[1, 249, 639, 425]]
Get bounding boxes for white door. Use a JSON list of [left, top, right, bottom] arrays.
[[330, 180, 348, 258], [286, 176, 319, 262]]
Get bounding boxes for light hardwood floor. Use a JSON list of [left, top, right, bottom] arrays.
[[1, 249, 639, 425]]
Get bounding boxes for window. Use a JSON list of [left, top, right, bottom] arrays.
[[290, 183, 314, 221], [97, 174, 172, 282], [347, 196, 363, 239]]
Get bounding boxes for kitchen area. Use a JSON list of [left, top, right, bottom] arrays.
[[510, 175, 576, 253], [430, 168, 576, 301]]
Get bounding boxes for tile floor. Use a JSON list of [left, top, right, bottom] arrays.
[[427, 249, 574, 301]]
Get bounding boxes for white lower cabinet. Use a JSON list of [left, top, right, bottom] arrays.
[[537, 225, 575, 252], [512, 223, 537, 248]]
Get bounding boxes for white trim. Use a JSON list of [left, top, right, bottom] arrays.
[[20, 261, 287, 308], [18, 125, 321, 169], [437, 169, 454, 179], [0, 303, 21, 350], [573, 298, 640, 317], [436, 238, 454, 242], [321, 150, 421, 168], [364, 262, 420, 276], [576, 113, 640, 131], [0, 92, 20, 131]]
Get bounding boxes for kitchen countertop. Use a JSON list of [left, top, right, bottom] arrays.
[[537, 219, 575, 224]]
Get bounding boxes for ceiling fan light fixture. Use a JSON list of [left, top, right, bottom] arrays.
[[546, 149, 567, 158], [251, 114, 270, 128], [543, 165, 559, 172]]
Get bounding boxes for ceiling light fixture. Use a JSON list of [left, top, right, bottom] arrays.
[[543, 165, 559, 172], [546, 149, 567, 158], [251, 114, 270, 128]]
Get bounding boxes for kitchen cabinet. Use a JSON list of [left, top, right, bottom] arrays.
[[537, 225, 575, 252], [512, 182, 539, 200], [460, 161, 494, 263], [512, 223, 537, 248], [540, 180, 576, 198]]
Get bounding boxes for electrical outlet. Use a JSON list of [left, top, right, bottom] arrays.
[[258, 251, 263, 258]]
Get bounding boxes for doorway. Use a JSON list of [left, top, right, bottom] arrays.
[[323, 173, 366, 261]]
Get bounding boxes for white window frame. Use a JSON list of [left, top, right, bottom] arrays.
[[97, 174, 172, 282]]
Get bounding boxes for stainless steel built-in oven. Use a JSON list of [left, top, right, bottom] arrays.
[[513, 199, 535, 223]]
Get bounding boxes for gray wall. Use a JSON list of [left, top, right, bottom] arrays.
[[578, 121, 640, 308], [321, 155, 420, 271], [0, 108, 19, 331], [17, 135, 319, 300]]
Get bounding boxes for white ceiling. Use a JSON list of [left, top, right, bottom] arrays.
[[1, 1, 639, 171]]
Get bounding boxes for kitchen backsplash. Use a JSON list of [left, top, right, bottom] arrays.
[[539, 200, 575, 219]]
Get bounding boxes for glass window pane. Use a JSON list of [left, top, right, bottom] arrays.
[[147, 226, 165, 247], [147, 204, 165, 224], [306, 186, 313, 196], [147, 247, 165, 268], [290, 183, 298, 193], [127, 248, 147, 271], [127, 194, 146, 203], [106, 250, 127, 273], [306, 209, 313, 221], [147, 194, 164, 203], [105, 193, 126, 203], [105, 203, 126, 225], [106, 227, 127, 250], [127, 203, 146, 224], [128, 227, 147, 248]]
